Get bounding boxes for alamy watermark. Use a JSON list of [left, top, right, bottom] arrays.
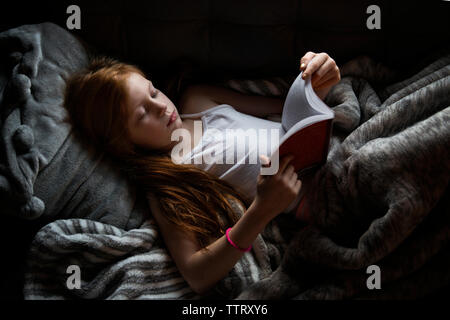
[[65, 4, 381, 33], [66, 5, 81, 30], [366, 264, 381, 290], [170, 120, 280, 175], [66, 264, 81, 290], [366, 5, 381, 30]]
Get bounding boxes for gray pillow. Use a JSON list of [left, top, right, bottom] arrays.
[[0, 22, 147, 230]]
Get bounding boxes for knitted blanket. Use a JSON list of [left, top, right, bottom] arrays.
[[24, 199, 292, 299]]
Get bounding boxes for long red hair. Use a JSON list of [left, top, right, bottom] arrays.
[[64, 56, 246, 248]]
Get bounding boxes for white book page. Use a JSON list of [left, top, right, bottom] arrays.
[[281, 71, 334, 136]]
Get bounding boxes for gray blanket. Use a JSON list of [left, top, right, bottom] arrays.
[[236, 54, 450, 299], [0, 23, 147, 230]]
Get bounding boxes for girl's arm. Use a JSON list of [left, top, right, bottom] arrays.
[[178, 84, 284, 118], [178, 52, 340, 118], [148, 194, 272, 294], [148, 155, 301, 295]]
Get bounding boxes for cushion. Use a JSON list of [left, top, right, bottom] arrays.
[[0, 22, 147, 230]]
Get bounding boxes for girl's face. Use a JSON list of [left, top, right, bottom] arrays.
[[125, 72, 183, 152]]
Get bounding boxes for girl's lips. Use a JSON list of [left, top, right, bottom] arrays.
[[167, 111, 177, 126]]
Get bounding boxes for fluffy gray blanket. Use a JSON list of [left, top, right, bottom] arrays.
[[237, 54, 450, 299]]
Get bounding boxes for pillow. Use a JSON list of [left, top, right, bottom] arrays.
[[0, 22, 147, 230]]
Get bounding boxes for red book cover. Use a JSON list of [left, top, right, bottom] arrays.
[[279, 119, 333, 174]]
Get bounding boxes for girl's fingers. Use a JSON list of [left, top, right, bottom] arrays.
[[284, 164, 295, 178], [259, 154, 271, 167], [277, 155, 294, 176], [313, 58, 335, 79], [289, 171, 298, 186], [300, 51, 316, 70], [294, 179, 302, 193], [314, 76, 340, 91], [312, 71, 334, 89], [312, 68, 338, 89], [311, 58, 335, 87], [303, 53, 328, 79]]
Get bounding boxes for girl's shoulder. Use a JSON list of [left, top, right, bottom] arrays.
[[178, 85, 220, 115]]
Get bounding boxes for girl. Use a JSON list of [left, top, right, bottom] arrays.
[[64, 51, 340, 296]]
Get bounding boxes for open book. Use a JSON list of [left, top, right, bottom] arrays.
[[265, 71, 334, 176]]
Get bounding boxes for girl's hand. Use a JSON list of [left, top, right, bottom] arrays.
[[253, 154, 302, 221], [299, 51, 341, 100]]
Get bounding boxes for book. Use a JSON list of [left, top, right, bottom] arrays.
[[264, 71, 334, 176]]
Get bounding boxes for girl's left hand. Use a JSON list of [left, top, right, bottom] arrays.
[[299, 51, 341, 100]]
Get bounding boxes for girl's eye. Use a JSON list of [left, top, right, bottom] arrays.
[[138, 107, 148, 122], [151, 89, 158, 98]]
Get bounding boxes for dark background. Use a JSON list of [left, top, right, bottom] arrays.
[[1, 0, 449, 87], [0, 0, 449, 300]]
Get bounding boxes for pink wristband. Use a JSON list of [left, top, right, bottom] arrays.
[[226, 228, 252, 252]]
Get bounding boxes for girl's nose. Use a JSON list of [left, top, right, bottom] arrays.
[[154, 101, 167, 117]]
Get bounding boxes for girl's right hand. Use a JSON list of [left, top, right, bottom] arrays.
[[253, 154, 302, 220]]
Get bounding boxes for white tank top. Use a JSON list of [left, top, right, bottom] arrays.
[[180, 104, 301, 212]]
